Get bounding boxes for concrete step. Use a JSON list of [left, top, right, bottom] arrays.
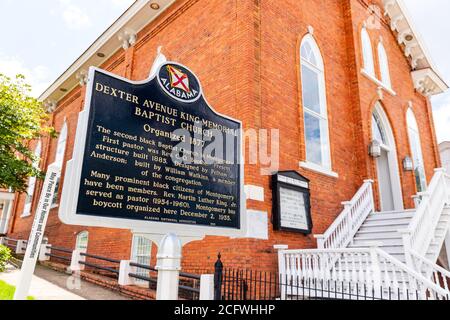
[[358, 224, 406, 233], [367, 211, 415, 221], [352, 238, 403, 246], [354, 231, 402, 240], [361, 219, 412, 227]]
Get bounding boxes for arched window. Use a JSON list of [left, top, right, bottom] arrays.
[[361, 27, 375, 77], [75, 231, 89, 251], [22, 141, 42, 217], [406, 109, 427, 192], [378, 42, 392, 88], [372, 112, 387, 145], [300, 34, 331, 170], [52, 122, 68, 206]]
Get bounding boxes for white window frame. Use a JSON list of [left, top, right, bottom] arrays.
[[52, 122, 68, 207], [131, 235, 153, 285], [22, 141, 42, 218], [406, 108, 427, 192], [299, 34, 334, 176], [75, 231, 89, 252], [377, 42, 392, 89], [361, 27, 375, 77]]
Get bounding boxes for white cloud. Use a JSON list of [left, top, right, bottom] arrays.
[[0, 53, 51, 97], [432, 104, 450, 143], [111, 0, 133, 7], [62, 5, 92, 30]]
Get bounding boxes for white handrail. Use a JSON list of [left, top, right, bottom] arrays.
[[410, 251, 450, 293], [315, 180, 375, 249], [402, 169, 450, 262], [278, 247, 449, 300]]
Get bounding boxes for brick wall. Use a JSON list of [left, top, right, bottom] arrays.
[[7, 0, 441, 274]]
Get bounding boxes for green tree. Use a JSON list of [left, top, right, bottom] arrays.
[[0, 73, 55, 192]]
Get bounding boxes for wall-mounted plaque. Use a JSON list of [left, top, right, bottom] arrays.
[[272, 171, 312, 234], [59, 62, 245, 238]]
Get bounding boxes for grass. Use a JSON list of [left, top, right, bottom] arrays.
[[0, 280, 35, 300]]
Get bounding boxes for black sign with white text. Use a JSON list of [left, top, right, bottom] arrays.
[[76, 62, 241, 229], [272, 171, 312, 234]]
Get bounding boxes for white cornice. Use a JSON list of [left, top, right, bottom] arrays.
[[39, 0, 175, 106], [383, 0, 448, 96]]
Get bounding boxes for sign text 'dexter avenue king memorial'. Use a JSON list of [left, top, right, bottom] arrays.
[[59, 62, 245, 237]]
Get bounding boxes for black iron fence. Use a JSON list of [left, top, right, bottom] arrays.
[[179, 271, 201, 300], [80, 252, 121, 279], [45, 246, 72, 263], [213, 254, 437, 301]]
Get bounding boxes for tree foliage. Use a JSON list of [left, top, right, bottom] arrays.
[[0, 245, 11, 272], [0, 73, 55, 192]]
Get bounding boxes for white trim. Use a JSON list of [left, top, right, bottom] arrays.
[[299, 161, 339, 179], [373, 103, 404, 211], [361, 69, 397, 96], [377, 42, 393, 90], [244, 185, 265, 202], [300, 34, 332, 170], [58, 63, 247, 239], [406, 108, 427, 192], [0, 192, 15, 202], [361, 27, 376, 78]]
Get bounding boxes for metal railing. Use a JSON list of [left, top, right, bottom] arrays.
[[45, 246, 72, 263], [79, 252, 121, 278], [128, 262, 158, 287]]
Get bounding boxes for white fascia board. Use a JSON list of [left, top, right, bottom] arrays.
[[412, 68, 448, 95], [39, 0, 176, 103], [384, 0, 448, 94]]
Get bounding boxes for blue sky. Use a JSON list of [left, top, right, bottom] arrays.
[[0, 0, 449, 143]]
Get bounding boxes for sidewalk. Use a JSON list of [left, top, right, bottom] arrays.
[[0, 264, 131, 300]]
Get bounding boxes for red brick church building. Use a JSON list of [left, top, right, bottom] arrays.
[[2, 0, 448, 277]]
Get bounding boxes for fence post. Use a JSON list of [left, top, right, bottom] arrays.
[[68, 250, 85, 273], [274, 245, 288, 300], [156, 233, 182, 300], [214, 253, 223, 300], [118, 260, 135, 286], [38, 244, 51, 262], [400, 230, 415, 271], [15, 240, 27, 255], [200, 274, 215, 300], [369, 246, 381, 295]]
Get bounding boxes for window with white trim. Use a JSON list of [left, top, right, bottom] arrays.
[[300, 34, 332, 170], [406, 109, 427, 192], [131, 235, 152, 285], [22, 141, 42, 217], [52, 122, 68, 206], [75, 231, 89, 251], [378, 42, 392, 88], [361, 27, 375, 77]]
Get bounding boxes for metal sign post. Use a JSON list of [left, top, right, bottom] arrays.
[[13, 163, 61, 300]]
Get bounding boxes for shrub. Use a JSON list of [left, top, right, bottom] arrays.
[[0, 245, 12, 272]]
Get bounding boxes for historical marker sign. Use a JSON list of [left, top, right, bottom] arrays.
[[272, 171, 312, 234], [60, 62, 245, 237]]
